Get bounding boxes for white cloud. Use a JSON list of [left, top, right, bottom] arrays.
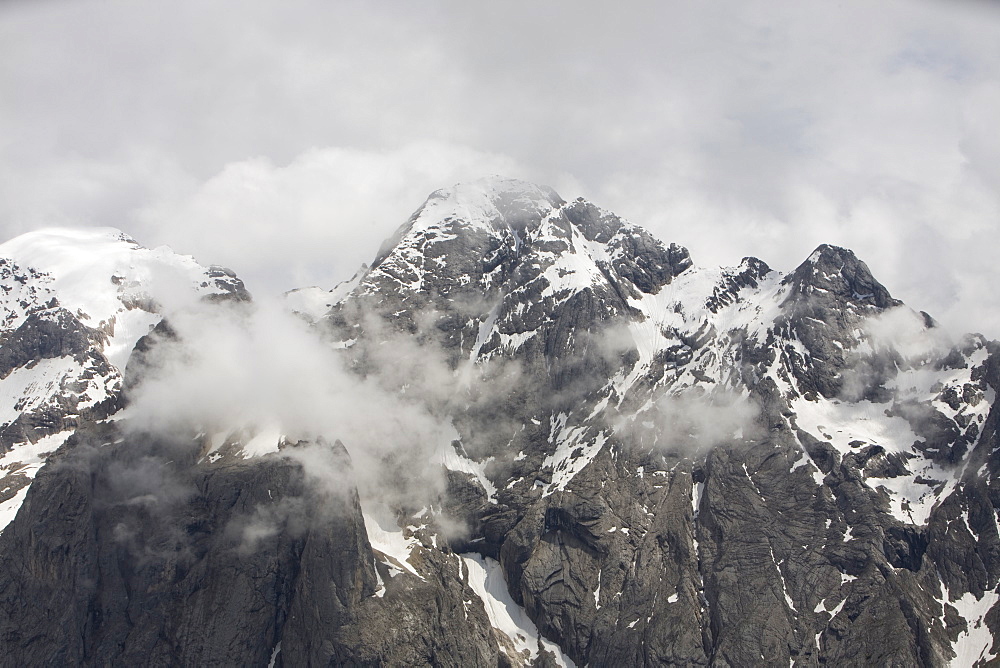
[[1, 0, 999, 335], [618, 389, 760, 455], [123, 295, 465, 509], [133, 142, 533, 292], [863, 306, 953, 362]]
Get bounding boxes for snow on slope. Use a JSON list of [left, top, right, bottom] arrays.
[[621, 261, 785, 398], [0, 356, 82, 426], [0, 227, 246, 531], [462, 553, 576, 667], [952, 588, 1000, 666], [791, 336, 993, 526], [0, 226, 243, 389], [0, 429, 73, 531], [364, 511, 422, 579]]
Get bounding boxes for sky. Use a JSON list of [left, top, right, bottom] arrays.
[[2, 0, 999, 336]]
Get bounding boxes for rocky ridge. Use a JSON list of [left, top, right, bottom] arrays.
[[0, 228, 248, 528], [0, 180, 998, 666]]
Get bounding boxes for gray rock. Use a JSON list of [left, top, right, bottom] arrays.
[[2, 180, 998, 667]]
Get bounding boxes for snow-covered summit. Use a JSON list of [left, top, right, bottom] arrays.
[[364, 177, 564, 289], [380, 177, 563, 246], [0, 227, 246, 331], [0, 226, 251, 529], [420, 176, 563, 219]]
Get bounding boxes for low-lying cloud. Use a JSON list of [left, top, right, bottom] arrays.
[[121, 294, 470, 514], [862, 306, 953, 362], [618, 388, 761, 455], [836, 306, 957, 402]]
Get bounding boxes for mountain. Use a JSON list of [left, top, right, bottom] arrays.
[[0, 179, 998, 666], [0, 228, 249, 526]]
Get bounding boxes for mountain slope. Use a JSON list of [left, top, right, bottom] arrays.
[[0, 180, 998, 666], [325, 178, 1000, 666], [0, 228, 249, 529]]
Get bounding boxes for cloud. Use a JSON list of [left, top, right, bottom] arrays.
[[133, 143, 531, 294], [618, 389, 761, 455], [835, 306, 957, 403], [2, 0, 1000, 337], [863, 306, 953, 362], [120, 293, 510, 514]]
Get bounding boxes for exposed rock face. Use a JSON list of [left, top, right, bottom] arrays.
[[1, 180, 999, 666], [0, 428, 503, 666], [0, 229, 254, 552]]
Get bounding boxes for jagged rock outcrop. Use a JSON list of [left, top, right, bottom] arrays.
[[1, 180, 998, 666]]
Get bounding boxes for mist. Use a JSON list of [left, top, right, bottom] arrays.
[[120, 295, 469, 515], [3, 0, 999, 337], [862, 306, 953, 362], [617, 388, 761, 455]]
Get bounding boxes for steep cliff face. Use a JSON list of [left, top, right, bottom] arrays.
[[0, 425, 513, 666], [1, 180, 998, 666]]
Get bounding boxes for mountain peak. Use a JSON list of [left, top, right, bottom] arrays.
[[784, 243, 900, 309], [803, 243, 861, 268], [2, 187, 999, 666], [0, 226, 247, 326], [0, 227, 141, 268], [368, 178, 564, 274], [426, 176, 565, 207], [411, 177, 565, 236], [360, 179, 692, 307]]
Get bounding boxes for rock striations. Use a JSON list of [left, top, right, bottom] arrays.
[[1, 179, 999, 666]]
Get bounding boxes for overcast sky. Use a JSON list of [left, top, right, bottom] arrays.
[[2, 0, 999, 336]]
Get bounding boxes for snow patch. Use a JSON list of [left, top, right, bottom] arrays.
[[267, 642, 281, 668], [791, 395, 951, 525], [439, 440, 497, 501], [363, 511, 422, 579], [692, 480, 704, 520], [461, 553, 575, 667], [543, 414, 607, 495], [952, 589, 1000, 666], [0, 430, 73, 532], [241, 425, 284, 458], [0, 356, 81, 425]]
